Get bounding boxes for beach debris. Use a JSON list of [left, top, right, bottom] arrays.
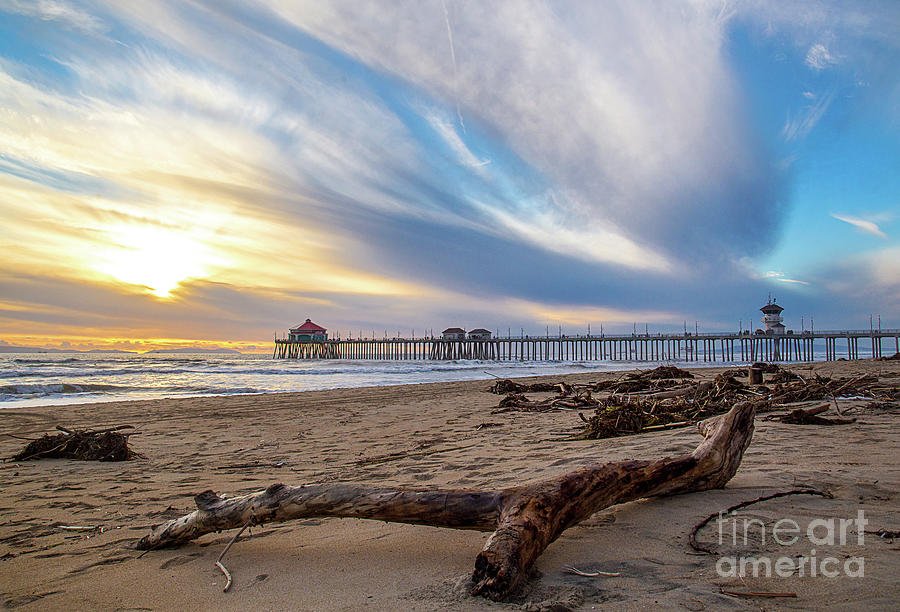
[[216, 516, 255, 593], [770, 373, 885, 403], [489, 379, 562, 394], [562, 565, 620, 577], [636, 365, 694, 380], [751, 362, 782, 374], [215, 461, 285, 470], [571, 369, 900, 439], [9, 425, 139, 462], [876, 352, 900, 361], [861, 401, 899, 412], [56, 525, 101, 532], [720, 589, 797, 598], [493, 386, 600, 413], [767, 405, 855, 425], [689, 488, 832, 554], [137, 402, 757, 602], [474, 422, 503, 430], [573, 378, 765, 440], [720, 368, 749, 378]]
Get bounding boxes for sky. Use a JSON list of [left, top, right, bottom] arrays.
[[0, 0, 898, 351]]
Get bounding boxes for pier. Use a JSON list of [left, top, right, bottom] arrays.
[[274, 329, 900, 362]]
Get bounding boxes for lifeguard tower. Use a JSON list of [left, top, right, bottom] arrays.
[[760, 298, 785, 335]]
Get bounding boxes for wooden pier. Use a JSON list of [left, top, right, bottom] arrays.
[[274, 329, 899, 362]]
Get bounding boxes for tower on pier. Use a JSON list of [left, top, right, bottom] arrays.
[[760, 298, 785, 335]]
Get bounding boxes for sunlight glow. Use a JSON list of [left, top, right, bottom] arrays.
[[96, 226, 214, 297]]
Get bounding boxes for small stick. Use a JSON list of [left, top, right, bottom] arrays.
[[216, 516, 255, 593], [562, 565, 620, 577], [690, 489, 832, 554], [720, 589, 797, 598], [57, 525, 100, 531], [828, 394, 844, 416], [641, 421, 691, 432], [483, 371, 501, 378]]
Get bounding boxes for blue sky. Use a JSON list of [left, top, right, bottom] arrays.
[[0, 0, 897, 349]]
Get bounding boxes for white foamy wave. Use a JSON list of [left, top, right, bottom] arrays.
[[0, 349, 771, 408]]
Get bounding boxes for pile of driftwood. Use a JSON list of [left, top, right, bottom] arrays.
[[490, 366, 699, 414], [575, 374, 766, 439], [768, 373, 893, 403], [9, 425, 139, 462], [493, 386, 598, 414], [489, 365, 899, 439], [489, 379, 569, 394]]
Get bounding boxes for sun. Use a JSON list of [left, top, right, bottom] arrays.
[[97, 225, 212, 297]]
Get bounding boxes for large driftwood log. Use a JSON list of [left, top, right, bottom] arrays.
[[137, 401, 756, 599]]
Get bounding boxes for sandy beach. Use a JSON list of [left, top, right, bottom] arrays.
[[1, 359, 899, 611]]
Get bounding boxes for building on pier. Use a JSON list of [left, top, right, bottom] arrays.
[[761, 299, 785, 335], [289, 319, 327, 342], [442, 327, 466, 340], [468, 328, 492, 340]]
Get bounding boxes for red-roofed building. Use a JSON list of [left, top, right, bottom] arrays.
[[289, 319, 328, 342]]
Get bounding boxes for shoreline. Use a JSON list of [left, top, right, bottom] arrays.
[[2, 360, 898, 610], [0, 357, 864, 411]]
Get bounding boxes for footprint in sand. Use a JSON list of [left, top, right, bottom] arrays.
[[158, 552, 203, 569], [3, 590, 65, 609]]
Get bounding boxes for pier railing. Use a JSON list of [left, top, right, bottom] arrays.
[[273, 330, 899, 362]]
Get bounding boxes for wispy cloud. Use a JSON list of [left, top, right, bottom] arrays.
[[764, 271, 810, 286], [830, 213, 889, 239], [0, 0, 105, 33], [0, 0, 897, 342], [782, 89, 835, 141], [805, 43, 837, 70]]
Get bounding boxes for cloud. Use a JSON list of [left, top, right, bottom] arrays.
[[262, 0, 786, 258], [805, 43, 837, 70], [782, 89, 835, 141], [764, 271, 810, 286], [830, 213, 889, 239], [0, 0, 105, 32], [1, 0, 897, 343], [815, 246, 900, 315]]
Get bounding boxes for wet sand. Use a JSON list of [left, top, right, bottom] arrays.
[[1, 359, 899, 611]]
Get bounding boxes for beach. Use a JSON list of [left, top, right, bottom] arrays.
[[1, 359, 898, 611]]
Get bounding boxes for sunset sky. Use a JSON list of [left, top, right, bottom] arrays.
[[1, 0, 898, 351]]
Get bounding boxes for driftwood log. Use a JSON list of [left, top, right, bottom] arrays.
[[137, 402, 756, 600]]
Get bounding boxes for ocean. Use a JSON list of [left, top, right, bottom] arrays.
[[0, 352, 669, 408]]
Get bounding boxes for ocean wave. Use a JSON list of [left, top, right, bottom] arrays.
[[11, 357, 80, 364], [0, 383, 139, 395], [0, 382, 265, 399]]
